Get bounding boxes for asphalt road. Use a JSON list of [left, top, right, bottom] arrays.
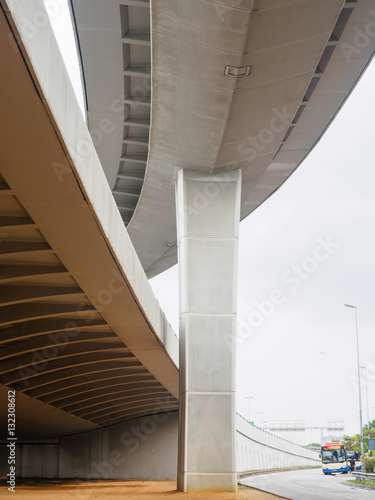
[[240, 468, 374, 500]]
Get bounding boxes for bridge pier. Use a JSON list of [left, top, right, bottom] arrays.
[[175, 169, 241, 492]]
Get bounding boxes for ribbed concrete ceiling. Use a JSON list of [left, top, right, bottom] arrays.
[[0, 2, 178, 440], [0, 178, 175, 433], [70, 0, 151, 223], [71, 0, 375, 278]]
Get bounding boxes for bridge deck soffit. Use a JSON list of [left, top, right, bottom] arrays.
[[0, 1, 178, 440], [71, 0, 375, 277]]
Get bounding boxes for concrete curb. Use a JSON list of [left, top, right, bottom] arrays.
[[238, 465, 320, 480], [343, 479, 375, 491]]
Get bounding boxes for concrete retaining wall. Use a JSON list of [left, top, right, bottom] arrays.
[[0, 412, 178, 480], [59, 412, 178, 480], [236, 414, 320, 472], [0, 413, 320, 479], [0, 444, 59, 479]]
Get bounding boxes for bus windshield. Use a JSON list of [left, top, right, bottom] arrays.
[[321, 447, 346, 463], [346, 450, 359, 460]]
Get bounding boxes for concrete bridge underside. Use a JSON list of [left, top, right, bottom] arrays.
[[0, 0, 178, 441], [69, 2, 375, 486], [71, 0, 375, 277], [0, 0, 374, 493]]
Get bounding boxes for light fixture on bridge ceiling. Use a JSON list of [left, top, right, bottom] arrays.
[[224, 65, 252, 77]]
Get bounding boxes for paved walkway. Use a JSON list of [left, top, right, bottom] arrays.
[[0, 480, 287, 500]]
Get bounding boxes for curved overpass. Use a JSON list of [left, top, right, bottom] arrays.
[[0, 0, 178, 440], [0, 0, 374, 490], [71, 0, 375, 277]]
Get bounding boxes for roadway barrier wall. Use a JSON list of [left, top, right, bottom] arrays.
[[1, 413, 320, 480], [236, 414, 320, 472], [58, 412, 178, 480], [0, 412, 178, 480]]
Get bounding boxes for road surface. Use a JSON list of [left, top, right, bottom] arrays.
[[241, 468, 373, 500]]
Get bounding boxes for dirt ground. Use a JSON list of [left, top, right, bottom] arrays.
[[0, 480, 286, 500]]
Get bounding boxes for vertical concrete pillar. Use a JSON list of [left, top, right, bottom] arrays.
[[176, 169, 241, 492]]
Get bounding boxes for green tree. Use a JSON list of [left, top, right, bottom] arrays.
[[342, 420, 375, 454], [342, 433, 361, 452]]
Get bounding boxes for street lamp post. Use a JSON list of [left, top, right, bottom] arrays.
[[345, 304, 364, 467], [360, 365, 370, 443]]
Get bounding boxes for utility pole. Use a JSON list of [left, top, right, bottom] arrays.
[[345, 304, 364, 468]]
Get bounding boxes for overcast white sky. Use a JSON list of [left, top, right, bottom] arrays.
[[49, 2, 375, 445]]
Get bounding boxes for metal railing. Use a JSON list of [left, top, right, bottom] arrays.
[[354, 471, 375, 486]]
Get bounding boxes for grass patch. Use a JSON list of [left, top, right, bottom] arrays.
[[348, 479, 375, 487]]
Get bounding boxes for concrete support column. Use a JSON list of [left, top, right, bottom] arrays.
[[175, 169, 241, 492]]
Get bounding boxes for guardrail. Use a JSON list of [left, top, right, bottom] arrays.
[[354, 472, 375, 486]]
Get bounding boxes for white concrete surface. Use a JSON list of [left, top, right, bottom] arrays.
[[176, 170, 241, 492], [236, 414, 320, 472], [59, 412, 178, 480]]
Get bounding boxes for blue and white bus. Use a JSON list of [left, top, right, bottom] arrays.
[[346, 449, 361, 471], [321, 442, 351, 475]]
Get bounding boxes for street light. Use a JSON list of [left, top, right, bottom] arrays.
[[344, 303, 364, 466], [360, 365, 370, 443]]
